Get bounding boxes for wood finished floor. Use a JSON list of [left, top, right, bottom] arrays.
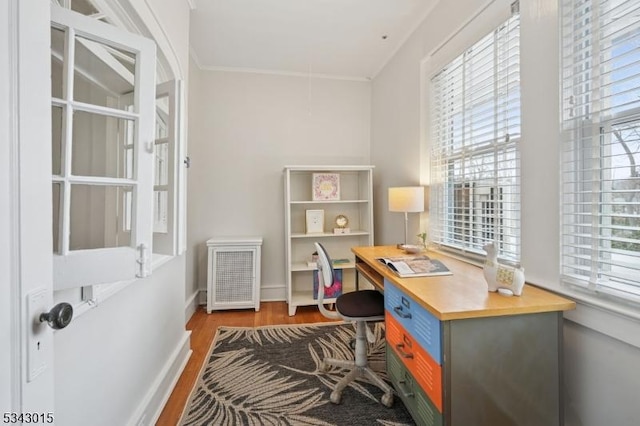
[[155, 302, 337, 426]]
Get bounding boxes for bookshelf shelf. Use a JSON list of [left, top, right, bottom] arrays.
[[283, 165, 374, 316]]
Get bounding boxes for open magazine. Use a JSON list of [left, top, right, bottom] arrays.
[[377, 255, 452, 278]]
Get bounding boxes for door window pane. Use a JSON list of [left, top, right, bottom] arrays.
[[52, 106, 63, 176], [70, 0, 99, 16], [52, 183, 61, 254], [155, 142, 168, 186], [73, 35, 136, 109], [69, 184, 132, 250], [156, 94, 169, 139], [154, 190, 168, 233], [51, 26, 65, 99], [71, 110, 135, 179]]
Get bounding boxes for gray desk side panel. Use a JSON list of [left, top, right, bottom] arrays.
[[444, 312, 563, 426]]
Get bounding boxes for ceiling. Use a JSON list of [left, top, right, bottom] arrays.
[[189, 0, 438, 80]]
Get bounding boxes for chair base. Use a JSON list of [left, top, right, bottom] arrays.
[[321, 358, 394, 407]]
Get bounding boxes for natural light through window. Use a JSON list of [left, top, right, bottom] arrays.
[[560, 0, 640, 303], [430, 8, 521, 263]]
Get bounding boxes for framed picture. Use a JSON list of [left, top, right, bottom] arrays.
[[312, 173, 340, 201], [305, 209, 324, 234]]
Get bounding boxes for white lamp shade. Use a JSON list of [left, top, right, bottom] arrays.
[[388, 187, 424, 213]]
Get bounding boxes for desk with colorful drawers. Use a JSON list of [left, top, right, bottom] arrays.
[[352, 245, 576, 426]]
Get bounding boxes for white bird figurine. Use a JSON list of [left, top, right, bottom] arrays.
[[483, 242, 525, 296]]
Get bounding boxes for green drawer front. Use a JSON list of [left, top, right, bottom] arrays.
[[387, 346, 443, 426]]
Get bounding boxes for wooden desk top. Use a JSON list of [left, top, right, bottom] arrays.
[[352, 245, 576, 321]]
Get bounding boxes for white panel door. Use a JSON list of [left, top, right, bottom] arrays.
[[51, 5, 156, 290]]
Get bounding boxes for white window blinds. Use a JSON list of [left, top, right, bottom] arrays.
[[430, 11, 521, 262], [561, 0, 640, 302]]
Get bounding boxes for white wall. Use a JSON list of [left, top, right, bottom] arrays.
[[187, 69, 371, 300], [370, 20, 427, 247], [128, 0, 190, 83], [371, 0, 640, 424], [54, 259, 188, 426], [185, 56, 201, 302]]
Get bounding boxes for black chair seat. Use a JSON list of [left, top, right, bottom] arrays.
[[336, 290, 384, 318]]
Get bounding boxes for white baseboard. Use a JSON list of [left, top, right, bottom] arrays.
[[197, 288, 207, 306], [184, 290, 200, 323], [127, 330, 192, 426], [191, 285, 286, 314], [260, 283, 285, 302]]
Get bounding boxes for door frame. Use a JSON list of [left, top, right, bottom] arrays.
[[1, 0, 17, 413], [6, 0, 55, 415]]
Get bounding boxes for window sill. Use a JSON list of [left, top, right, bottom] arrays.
[[66, 253, 175, 321], [152, 253, 173, 269], [432, 248, 640, 349], [429, 247, 485, 268], [533, 284, 640, 350]]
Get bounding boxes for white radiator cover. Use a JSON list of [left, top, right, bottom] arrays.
[[206, 237, 262, 312]]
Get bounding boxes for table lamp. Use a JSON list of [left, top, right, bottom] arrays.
[[388, 186, 424, 246]]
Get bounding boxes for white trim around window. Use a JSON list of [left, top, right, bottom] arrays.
[[430, 9, 522, 264], [560, 0, 640, 306]]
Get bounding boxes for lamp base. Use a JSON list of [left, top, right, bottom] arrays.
[[401, 244, 423, 254]]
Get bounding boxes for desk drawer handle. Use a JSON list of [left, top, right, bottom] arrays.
[[403, 334, 413, 348], [395, 343, 414, 359], [393, 306, 412, 319], [398, 380, 415, 398]]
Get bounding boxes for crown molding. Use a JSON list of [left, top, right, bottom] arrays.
[[196, 64, 371, 82]]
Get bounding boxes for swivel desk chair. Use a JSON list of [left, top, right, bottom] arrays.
[[314, 242, 394, 407]]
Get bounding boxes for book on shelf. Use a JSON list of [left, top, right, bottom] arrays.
[[376, 255, 452, 278]]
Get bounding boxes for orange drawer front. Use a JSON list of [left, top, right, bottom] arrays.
[[386, 312, 443, 412]]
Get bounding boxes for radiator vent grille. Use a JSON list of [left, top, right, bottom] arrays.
[[214, 251, 254, 303], [207, 237, 262, 312]]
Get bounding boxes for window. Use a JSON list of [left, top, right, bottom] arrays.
[[51, 4, 156, 290], [51, 1, 186, 300], [560, 0, 640, 303], [430, 9, 521, 263], [153, 80, 183, 255]]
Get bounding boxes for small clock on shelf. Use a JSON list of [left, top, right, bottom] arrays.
[[333, 214, 350, 234]]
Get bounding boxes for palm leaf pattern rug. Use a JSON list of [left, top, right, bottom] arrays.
[[179, 322, 415, 425]]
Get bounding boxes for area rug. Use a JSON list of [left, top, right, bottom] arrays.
[[179, 322, 415, 425]]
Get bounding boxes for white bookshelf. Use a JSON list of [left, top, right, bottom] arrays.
[[283, 165, 374, 316]]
